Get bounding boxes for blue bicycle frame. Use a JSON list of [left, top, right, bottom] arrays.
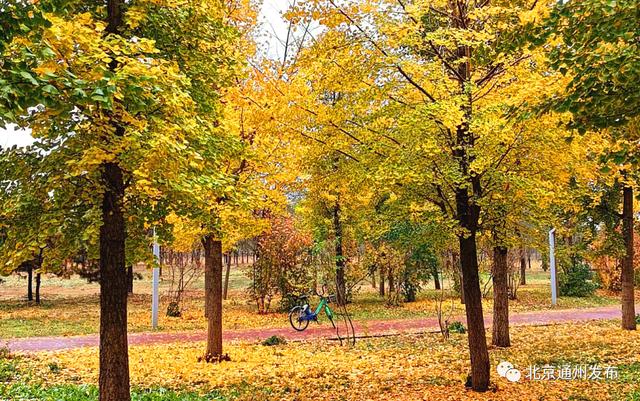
[[298, 297, 332, 322]]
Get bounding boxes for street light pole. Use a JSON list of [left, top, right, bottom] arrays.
[[549, 228, 557, 306], [152, 229, 160, 329]]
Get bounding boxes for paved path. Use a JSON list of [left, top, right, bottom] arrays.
[[3, 305, 628, 353]]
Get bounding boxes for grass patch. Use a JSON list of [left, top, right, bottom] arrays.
[[0, 384, 232, 401]]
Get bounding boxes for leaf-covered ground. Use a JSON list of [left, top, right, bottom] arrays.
[[0, 270, 618, 339], [4, 320, 640, 400]]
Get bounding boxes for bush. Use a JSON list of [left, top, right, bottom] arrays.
[[448, 321, 466, 334], [166, 302, 181, 317], [262, 335, 287, 346], [247, 216, 313, 314], [558, 259, 599, 297]]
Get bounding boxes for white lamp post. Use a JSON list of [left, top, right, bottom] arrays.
[[549, 228, 557, 306], [151, 230, 160, 329]]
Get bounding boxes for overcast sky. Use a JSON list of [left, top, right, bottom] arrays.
[[0, 0, 292, 149]]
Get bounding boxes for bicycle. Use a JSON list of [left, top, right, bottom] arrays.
[[288, 291, 336, 332]]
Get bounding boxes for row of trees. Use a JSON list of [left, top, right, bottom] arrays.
[[260, 0, 639, 391], [0, 1, 283, 400], [1, 0, 638, 398]]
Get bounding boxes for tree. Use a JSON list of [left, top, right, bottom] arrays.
[[1, 1, 225, 398], [544, 0, 639, 330], [283, 0, 588, 390], [249, 215, 312, 313]]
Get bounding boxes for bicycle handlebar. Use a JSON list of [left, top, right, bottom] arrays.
[[299, 291, 336, 303]]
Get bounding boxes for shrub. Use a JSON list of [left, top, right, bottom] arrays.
[[247, 216, 313, 314], [48, 362, 61, 373], [166, 302, 181, 317], [262, 335, 287, 346], [448, 321, 466, 334], [558, 259, 599, 297]]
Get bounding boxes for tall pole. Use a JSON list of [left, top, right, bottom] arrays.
[[152, 230, 160, 329], [549, 228, 557, 306]]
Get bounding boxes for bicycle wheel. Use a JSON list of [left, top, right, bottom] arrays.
[[289, 306, 310, 331]]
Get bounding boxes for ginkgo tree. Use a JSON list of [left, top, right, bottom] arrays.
[[542, 0, 639, 331], [280, 0, 599, 390], [0, 0, 251, 399]]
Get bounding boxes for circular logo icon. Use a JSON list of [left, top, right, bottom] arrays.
[[497, 361, 514, 377], [505, 368, 522, 382]]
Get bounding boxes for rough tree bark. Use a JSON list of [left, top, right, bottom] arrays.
[[457, 216, 490, 390], [621, 185, 636, 330], [454, 99, 490, 391], [127, 265, 133, 295], [371, 266, 377, 289], [35, 273, 41, 304], [98, 1, 131, 400], [203, 235, 224, 357], [333, 203, 346, 305], [27, 263, 33, 301], [492, 246, 510, 347], [99, 161, 130, 401], [379, 265, 385, 297], [453, 252, 465, 304]]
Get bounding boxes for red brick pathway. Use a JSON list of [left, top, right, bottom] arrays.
[[3, 305, 628, 353]]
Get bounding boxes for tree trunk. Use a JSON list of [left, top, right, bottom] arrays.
[[99, 162, 130, 401], [127, 265, 133, 295], [387, 264, 394, 293], [203, 235, 223, 357], [35, 273, 41, 304], [27, 263, 33, 301], [433, 267, 441, 290], [519, 249, 526, 286], [371, 266, 377, 289], [99, 2, 131, 399], [379, 265, 385, 297], [333, 203, 346, 305], [459, 231, 490, 391], [492, 246, 510, 347], [449, 252, 465, 304], [204, 249, 211, 318], [456, 185, 489, 390], [621, 185, 636, 330], [223, 253, 231, 300], [457, 264, 465, 304]]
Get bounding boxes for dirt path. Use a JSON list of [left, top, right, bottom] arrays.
[[3, 305, 628, 352]]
